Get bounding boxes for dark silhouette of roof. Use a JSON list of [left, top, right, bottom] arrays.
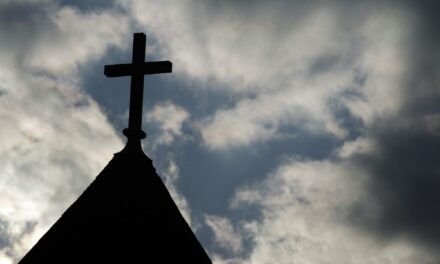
[[18, 33, 212, 263], [19, 144, 212, 263]]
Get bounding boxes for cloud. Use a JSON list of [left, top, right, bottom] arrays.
[[0, 2, 129, 76], [349, 116, 440, 250], [341, 0, 440, 253], [145, 100, 190, 146], [222, 155, 438, 263], [122, 0, 411, 149], [27, 7, 128, 76], [216, 68, 440, 263], [0, 66, 123, 264], [159, 158, 194, 228], [0, 219, 36, 263], [205, 215, 243, 255], [198, 83, 350, 149], [143, 101, 194, 229], [0, 1, 128, 261], [223, 110, 440, 263], [336, 136, 376, 159]]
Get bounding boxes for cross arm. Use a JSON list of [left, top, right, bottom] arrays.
[[104, 61, 173, 77]]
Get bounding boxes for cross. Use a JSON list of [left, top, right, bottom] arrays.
[[104, 33, 172, 142]]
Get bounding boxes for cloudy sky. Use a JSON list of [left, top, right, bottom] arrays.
[[1, 0, 440, 263]]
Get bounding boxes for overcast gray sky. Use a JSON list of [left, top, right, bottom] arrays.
[[1, 0, 440, 263]]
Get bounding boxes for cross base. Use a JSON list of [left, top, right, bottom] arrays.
[[118, 128, 147, 155], [123, 128, 147, 139]]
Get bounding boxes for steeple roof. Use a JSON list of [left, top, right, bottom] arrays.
[[19, 146, 212, 263]]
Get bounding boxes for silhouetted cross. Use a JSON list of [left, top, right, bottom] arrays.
[[104, 33, 172, 140]]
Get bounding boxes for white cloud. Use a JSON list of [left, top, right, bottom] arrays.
[[0, 253, 13, 264], [198, 79, 350, 149], [159, 158, 194, 228], [145, 100, 190, 146], [344, 7, 412, 126], [336, 136, 376, 159], [28, 6, 129, 76], [0, 73, 123, 262], [211, 255, 243, 264], [205, 214, 243, 254], [0, 2, 128, 261]]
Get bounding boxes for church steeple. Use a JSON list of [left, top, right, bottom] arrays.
[[18, 33, 212, 263]]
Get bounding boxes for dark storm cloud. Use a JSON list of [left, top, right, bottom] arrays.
[[401, 1, 440, 115], [0, 2, 48, 29], [348, 0, 440, 251], [0, 2, 53, 63], [352, 121, 440, 245]]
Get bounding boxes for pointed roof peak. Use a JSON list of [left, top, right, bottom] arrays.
[[19, 142, 212, 263]]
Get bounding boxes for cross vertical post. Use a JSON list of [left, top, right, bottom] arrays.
[[104, 33, 172, 148], [128, 33, 146, 139]]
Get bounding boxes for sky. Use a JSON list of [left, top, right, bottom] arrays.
[[0, 0, 440, 263]]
